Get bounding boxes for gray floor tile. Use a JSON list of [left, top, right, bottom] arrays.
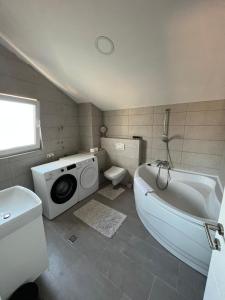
[[37, 188, 206, 300], [149, 278, 187, 300], [95, 243, 154, 300], [120, 293, 133, 300], [39, 221, 123, 300], [121, 233, 179, 288], [177, 262, 206, 300]]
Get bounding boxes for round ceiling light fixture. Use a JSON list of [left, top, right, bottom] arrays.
[[95, 36, 115, 55]]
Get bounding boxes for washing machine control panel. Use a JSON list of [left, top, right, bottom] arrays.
[[76, 158, 95, 168], [67, 164, 76, 170]]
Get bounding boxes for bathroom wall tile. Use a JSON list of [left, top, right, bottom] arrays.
[[79, 136, 93, 151], [78, 103, 92, 116], [64, 116, 78, 127], [42, 127, 60, 141], [104, 115, 129, 126], [63, 103, 78, 117], [187, 100, 225, 112], [129, 106, 154, 115], [43, 139, 63, 153], [183, 140, 225, 155], [63, 137, 79, 152], [181, 152, 222, 169], [40, 100, 63, 115], [101, 137, 141, 177], [0, 75, 37, 99], [79, 126, 93, 137], [0, 178, 13, 190], [12, 173, 34, 190], [186, 110, 225, 125], [0, 45, 21, 61], [0, 44, 79, 191], [151, 149, 182, 163], [184, 125, 225, 141], [8, 153, 46, 178], [153, 103, 187, 113], [129, 125, 153, 138], [0, 55, 40, 84], [104, 109, 129, 117], [62, 126, 79, 139], [107, 126, 129, 137], [154, 112, 187, 126], [153, 125, 185, 139], [78, 114, 92, 126], [152, 138, 183, 151], [78, 103, 103, 150], [0, 159, 11, 181], [41, 113, 64, 128], [129, 114, 153, 126], [103, 101, 225, 180], [180, 164, 219, 176]]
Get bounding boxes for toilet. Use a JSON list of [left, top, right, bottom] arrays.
[[104, 166, 127, 186]]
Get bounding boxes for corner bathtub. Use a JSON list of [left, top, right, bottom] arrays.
[[134, 164, 222, 275]]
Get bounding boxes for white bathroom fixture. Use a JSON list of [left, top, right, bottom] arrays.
[[32, 160, 79, 220], [104, 166, 126, 186], [0, 186, 48, 300], [134, 164, 222, 275], [59, 153, 99, 201]]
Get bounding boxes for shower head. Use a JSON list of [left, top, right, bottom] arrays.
[[161, 109, 170, 142]]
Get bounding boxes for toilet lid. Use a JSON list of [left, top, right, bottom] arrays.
[[104, 166, 125, 178]]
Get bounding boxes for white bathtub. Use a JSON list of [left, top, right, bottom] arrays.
[[134, 164, 222, 275]]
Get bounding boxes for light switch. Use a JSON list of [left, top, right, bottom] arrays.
[[115, 143, 125, 150]]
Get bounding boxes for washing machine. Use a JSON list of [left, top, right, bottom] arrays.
[[59, 153, 99, 201], [31, 160, 79, 220]]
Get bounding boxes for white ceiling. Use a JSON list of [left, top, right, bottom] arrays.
[[0, 0, 225, 110]]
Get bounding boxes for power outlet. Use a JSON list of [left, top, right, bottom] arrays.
[[47, 153, 55, 158]]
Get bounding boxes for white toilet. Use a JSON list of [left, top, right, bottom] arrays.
[[104, 166, 127, 186]]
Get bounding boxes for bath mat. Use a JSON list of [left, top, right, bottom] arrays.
[[73, 199, 127, 238], [98, 184, 125, 200]]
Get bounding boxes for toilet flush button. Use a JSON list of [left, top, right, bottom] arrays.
[[115, 143, 125, 150]]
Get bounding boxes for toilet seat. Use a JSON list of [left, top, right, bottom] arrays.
[[104, 166, 126, 179], [104, 166, 126, 186]]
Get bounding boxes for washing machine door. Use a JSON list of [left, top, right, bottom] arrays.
[[80, 165, 98, 189], [51, 174, 77, 204]]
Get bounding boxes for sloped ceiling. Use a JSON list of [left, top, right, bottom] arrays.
[[0, 0, 225, 110]]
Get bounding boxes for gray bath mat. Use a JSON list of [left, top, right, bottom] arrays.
[[98, 184, 125, 200], [73, 199, 127, 238]]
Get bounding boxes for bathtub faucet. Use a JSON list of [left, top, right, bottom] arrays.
[[155, 160, 171, 190], [156, 160, 170, 169]]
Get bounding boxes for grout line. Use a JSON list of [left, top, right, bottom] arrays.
[[147, 276, 156, 300]]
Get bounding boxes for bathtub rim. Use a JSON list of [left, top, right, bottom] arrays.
[[141, 163, 223, 194], [134, 164, 223, 225]]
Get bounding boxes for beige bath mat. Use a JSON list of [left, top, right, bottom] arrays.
[[73, 199, 127, 238], [98, 184, 125, 200]]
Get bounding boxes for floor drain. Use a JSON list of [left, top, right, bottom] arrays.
[[68, 235, 77, 243]]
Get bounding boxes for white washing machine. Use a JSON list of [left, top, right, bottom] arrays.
[[31, 160, 79, 220], [59, 153, 99, 201]]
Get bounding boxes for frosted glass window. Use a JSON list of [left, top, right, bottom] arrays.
[[0, 94, 41, 157]]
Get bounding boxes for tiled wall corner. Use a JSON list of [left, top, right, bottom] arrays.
[[78, 103, 103, 151]]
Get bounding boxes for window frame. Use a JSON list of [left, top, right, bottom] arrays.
[[0, 93, 41, 158]]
